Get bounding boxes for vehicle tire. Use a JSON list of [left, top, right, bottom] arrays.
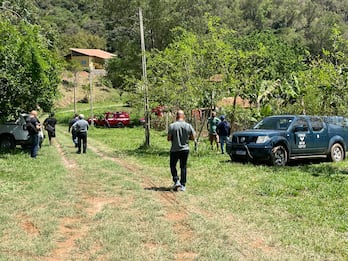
[[328, 143, 344, 162], [271, 145, 287, 166], [116, 122, 125, 128], [0, 136, 16, 150]]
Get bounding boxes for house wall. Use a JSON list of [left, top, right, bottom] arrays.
[[70, 56, 107, 69], [70, 55, 92, 69]]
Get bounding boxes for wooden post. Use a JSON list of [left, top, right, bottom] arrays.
[[139, 7, 150, 147], [89, 64, 94, 126], [74, 71, 78, 114]]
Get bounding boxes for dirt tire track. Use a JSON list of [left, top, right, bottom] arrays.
[[44, 139, 118, 260], [88, 143, 181, 206], [87, 143, 198, 261]]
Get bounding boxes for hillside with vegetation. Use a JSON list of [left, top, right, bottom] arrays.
[[1, 0, 348, 122]]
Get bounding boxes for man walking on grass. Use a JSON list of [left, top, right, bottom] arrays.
[[167, 110, 196, 191], [72, 114, 89, 154]]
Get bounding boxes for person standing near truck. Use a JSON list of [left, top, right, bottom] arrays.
[[216, 115, 231, 154], [43, 113, 57, 146], [207, 111, 220, 150], [68, 113, 79, 147], [72, 114, 89, 154], [167, 110, 196, 191], [26, 110, 41, 158]]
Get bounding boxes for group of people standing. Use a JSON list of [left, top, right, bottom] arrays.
[[26, 111, 89, 158]]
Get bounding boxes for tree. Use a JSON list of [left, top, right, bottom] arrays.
[[147, 18, 237, 114], [0, 20, 62, 121]]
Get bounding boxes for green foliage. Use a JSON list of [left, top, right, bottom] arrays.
[[0, 20, 62, 120]]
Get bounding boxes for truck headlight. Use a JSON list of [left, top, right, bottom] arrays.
[[256, 136, 270, 143]]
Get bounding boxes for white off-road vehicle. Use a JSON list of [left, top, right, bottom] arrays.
[[0, 113, 44, 150]]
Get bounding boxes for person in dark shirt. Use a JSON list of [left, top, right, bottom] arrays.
[[216, 115, 231, 154], [43, 113, 57, 146], [68, 113, 79, 147], [26, 110, 41, 158]]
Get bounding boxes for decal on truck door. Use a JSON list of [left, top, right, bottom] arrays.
[[298, 133, 306, 148]]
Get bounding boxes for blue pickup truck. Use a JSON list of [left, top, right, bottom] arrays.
[[226, 115, 348, 166]]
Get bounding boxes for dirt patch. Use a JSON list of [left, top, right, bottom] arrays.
[[84, 197, 121, 217], [46, 217, 85, 261], [165, 212, 187, 222], [21, 220, 40, 236], [54, 142, 78, 170], [176, 252, 198, 261], [251, 238, 275, 253]]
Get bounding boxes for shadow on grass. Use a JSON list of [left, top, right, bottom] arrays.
[[122, 145, 169, 158], [144, 186, 175, 192], [298, 163, 348, 177], [226, 157, 348, 177], [0, 148, 28, 158]]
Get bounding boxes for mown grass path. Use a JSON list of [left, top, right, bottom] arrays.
[[0, 124, 347, 260]]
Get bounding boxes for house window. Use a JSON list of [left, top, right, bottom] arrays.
[[81, 60, 87, 65]]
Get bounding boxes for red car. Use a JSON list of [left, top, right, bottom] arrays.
[[88, 112, 130, 127]]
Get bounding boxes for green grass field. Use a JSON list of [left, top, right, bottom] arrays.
[[0, 117, 347, 260]]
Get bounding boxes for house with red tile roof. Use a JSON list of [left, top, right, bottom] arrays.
[[65, 48, 116, 69]]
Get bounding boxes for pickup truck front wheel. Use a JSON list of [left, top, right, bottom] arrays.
[[329, 143, 344, 162], [271, 145, 287, 166], [0, 136, 16, 150]]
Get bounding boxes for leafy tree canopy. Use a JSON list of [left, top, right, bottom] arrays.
[[0, 20, 62, 121]]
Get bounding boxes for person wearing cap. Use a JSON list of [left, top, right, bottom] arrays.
[[207, 111, 221, 150], [72, 114, 89, 154], [216, 115, 231, 154]]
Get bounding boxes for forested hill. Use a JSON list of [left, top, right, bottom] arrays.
[[1, 0, 348, 56], [1, 0, 348, 119]]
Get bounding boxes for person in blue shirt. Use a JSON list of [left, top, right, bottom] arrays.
[[216, 115, 231, 154]]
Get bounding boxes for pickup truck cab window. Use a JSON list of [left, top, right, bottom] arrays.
[[254, 116, 294, 130], [292, 118, 309, 132], [310, 117, 324, 132]]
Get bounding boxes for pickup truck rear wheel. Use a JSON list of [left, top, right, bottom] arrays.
[[116, 122, 125, 128], [271, 145, 287, 166], [0, 136, 16, 150], [329, 143, 344, 162]]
